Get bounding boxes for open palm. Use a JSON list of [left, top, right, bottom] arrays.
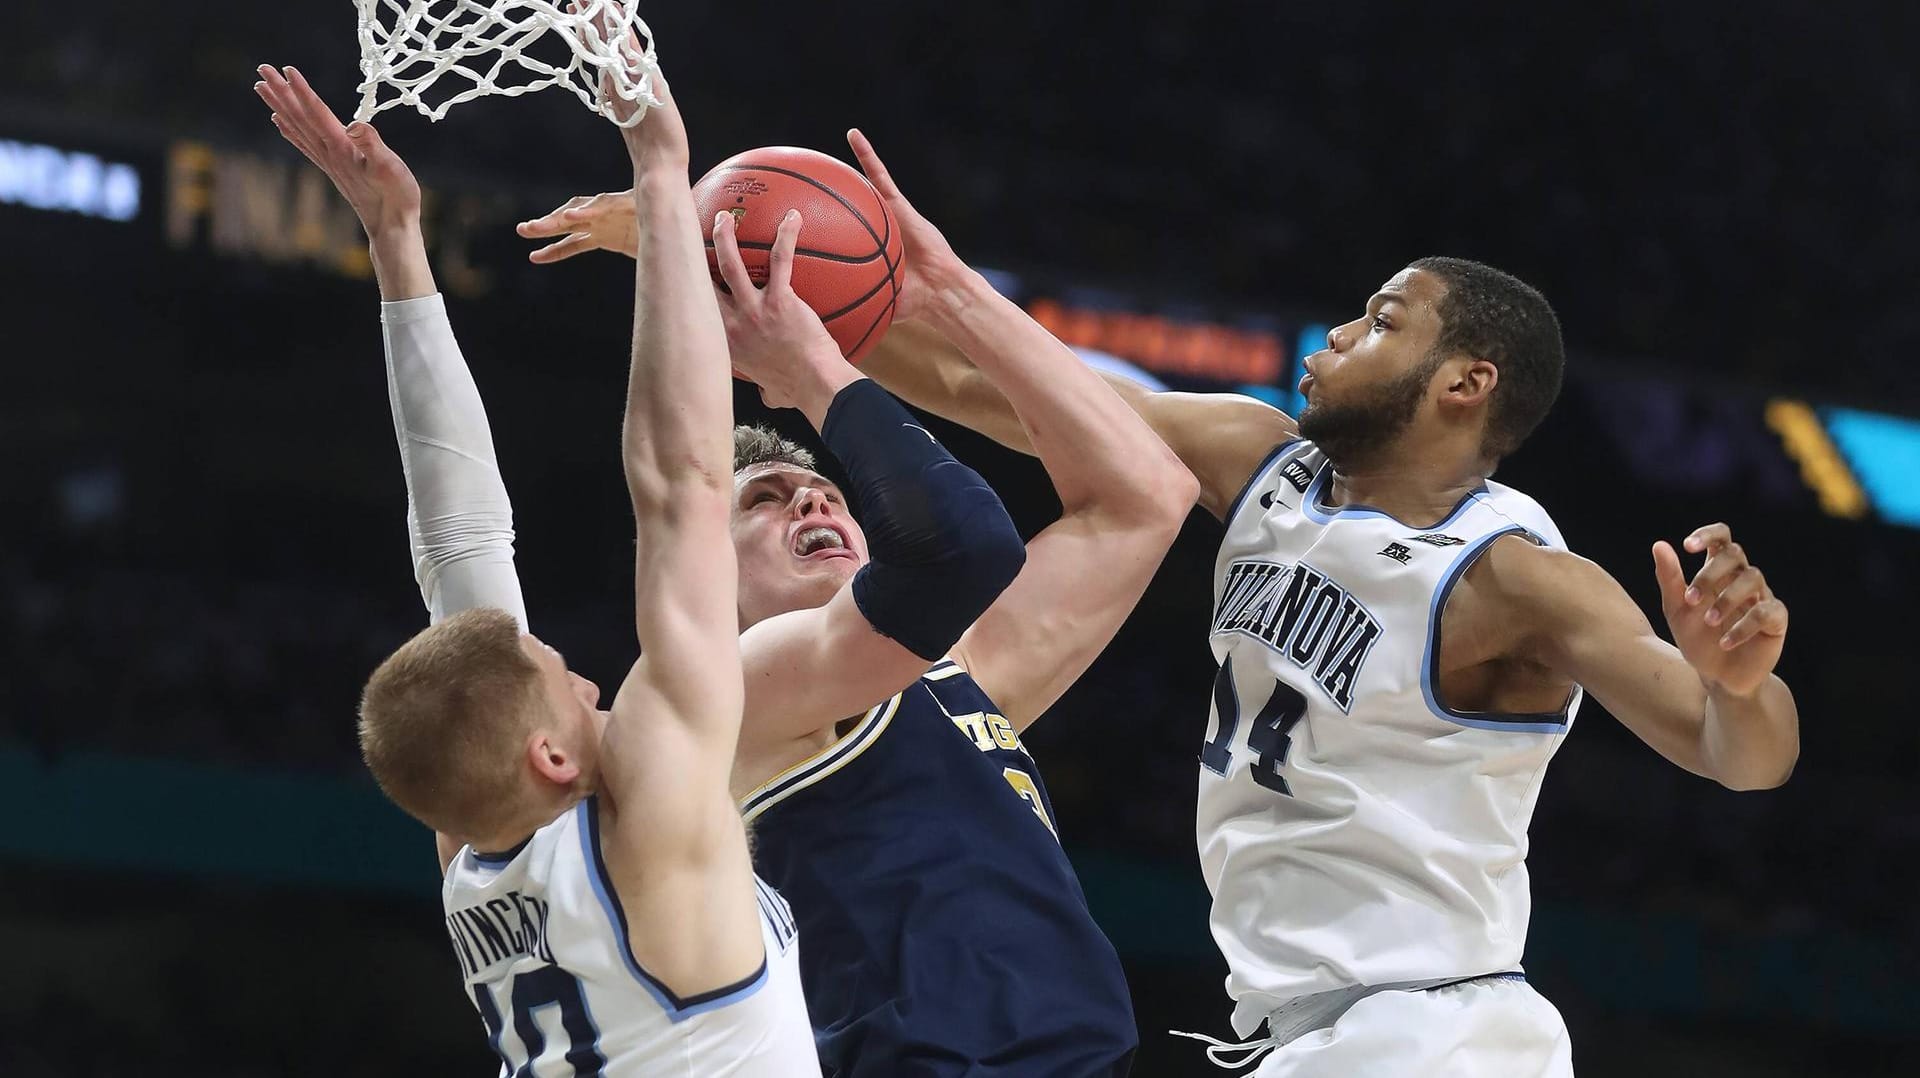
[[254, 65, 420, 235]]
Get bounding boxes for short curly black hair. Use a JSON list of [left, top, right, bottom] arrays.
[[1411, 256, 1565, 460]]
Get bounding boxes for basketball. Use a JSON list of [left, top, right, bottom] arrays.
[[692, 146, 906, 365]]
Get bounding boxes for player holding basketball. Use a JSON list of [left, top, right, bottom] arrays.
[[859, 258, 1800, 1076], [521, 132, 1198, 1076], [252, 64, 821, 1075]]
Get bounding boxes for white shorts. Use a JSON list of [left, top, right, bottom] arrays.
[[1253, 975, 1573, 1078]]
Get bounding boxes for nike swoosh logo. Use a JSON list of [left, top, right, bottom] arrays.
[[1260, 490, 1278, 508], [904, 424, 938, 444]]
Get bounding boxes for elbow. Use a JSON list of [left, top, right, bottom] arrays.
[[1158, 463, 1203, 521], [1071, 457, 1201, 535], [1717, 747, 1798, 792], [959, 508, 1028, 597]]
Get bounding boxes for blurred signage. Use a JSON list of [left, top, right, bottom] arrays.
[[1824, 407, 1920, 528], [1765, 400, 1869, 519], [1024, 297, 1284, 384], [0, 138, 141, 221], [163, 139, 501, 297]]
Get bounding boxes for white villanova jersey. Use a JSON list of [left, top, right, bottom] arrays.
[[1200, 440, 1583, 1035], [443, 797, 820, 1077]]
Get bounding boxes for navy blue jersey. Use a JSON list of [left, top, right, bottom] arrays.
[[744, 659, 1137, 1078]]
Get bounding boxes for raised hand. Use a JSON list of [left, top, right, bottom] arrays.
[[846, 129, 970, 324], [711, 207, 852, 417], [575, 0, 685, 172], [616, 68, 689, 173], [253, 65, 420, 237], [517, 191, 639, 263], [1652, 523, 1789, 697]]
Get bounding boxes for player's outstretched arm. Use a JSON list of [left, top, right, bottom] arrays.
[[256, 66, 527, 872], [518, 185, 1299, 521], [1481, 524, 1798, 791], [710, 213, 1027, 754], [864, 322, 1296, 522], [597, 72, 765, 996], [846, 131, 1199, 728]]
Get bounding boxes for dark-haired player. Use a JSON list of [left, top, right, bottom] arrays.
[[865, 257, 1801, 1075]]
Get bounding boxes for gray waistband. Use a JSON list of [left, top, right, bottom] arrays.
[[1261, 971, 1526, 1047]]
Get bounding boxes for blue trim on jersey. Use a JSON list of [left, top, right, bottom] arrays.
[[1223, 439, 1302, 523], [1420, 527, 1575, 733], [574, 798, 771, 1022], [469, 835, 531, 867], [1300, 461, 1489, 530]]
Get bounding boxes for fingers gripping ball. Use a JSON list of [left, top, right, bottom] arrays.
[[692, 147, 906, 365]]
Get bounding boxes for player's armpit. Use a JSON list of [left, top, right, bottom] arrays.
[[592, 675, 767, 997], [1475, 537, 1722, 780], [736, 586, 936, 751]]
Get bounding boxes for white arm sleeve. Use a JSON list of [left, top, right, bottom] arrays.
[[381, 293, 529, 629]]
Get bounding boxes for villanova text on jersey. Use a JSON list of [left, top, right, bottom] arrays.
[[742, 659, 1138, 1078], [1212, 558, 1384, 711]]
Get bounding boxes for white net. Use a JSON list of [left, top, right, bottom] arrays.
[[353, 0, 661, 127]]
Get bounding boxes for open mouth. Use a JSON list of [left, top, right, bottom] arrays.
[[791, 524, 856, 561]]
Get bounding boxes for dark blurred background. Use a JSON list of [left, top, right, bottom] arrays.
[[3, 1, 1917, 1075]]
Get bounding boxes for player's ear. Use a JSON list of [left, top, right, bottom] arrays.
[[528, 731, 581, 786], [1443, 357, 1498, 408]]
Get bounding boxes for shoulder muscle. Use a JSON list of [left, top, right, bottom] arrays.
[[1135, 391, 1296, 519]]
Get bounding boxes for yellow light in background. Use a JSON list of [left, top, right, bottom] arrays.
[[1765, 399, 1869, 519]]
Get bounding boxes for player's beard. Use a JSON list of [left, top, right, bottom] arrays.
[[1297, 349, 1445, 470]]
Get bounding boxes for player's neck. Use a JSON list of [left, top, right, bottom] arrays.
[[1324, 441, 1489, 530], [471, 787, 590, 855]]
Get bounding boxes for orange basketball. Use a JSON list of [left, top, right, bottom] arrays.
[[692, 146, 906, 366]]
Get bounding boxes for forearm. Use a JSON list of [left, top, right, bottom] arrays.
[[624, 168, 734, 510], [917, 276, 1192, 516], [368, 219, 436, 303], [1700, 675, 1799, 790], [864, 323, 1038, 455], [381, 294, 526, 626]]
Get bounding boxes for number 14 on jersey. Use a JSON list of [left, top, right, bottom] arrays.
[[1200, 662, 1308, 795]]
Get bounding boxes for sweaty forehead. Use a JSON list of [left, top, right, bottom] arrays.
[[734, 462, 840, 495], [1377, 267, 1448, 311]]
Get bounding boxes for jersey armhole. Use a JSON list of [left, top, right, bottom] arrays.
[[576, 798, 770, 1022], [1420, 527, 1576, 734], [740, 692, 903, 823]]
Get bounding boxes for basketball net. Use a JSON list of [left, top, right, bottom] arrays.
[[352, 0, 662, 127]]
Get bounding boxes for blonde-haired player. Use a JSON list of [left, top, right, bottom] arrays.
[[252, 63, 819, 1076]]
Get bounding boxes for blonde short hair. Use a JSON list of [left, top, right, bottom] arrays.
[[733, 424, 817, 474], [358, 608, 545, 837]]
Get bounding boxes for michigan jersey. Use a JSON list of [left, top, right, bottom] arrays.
[[443, 797, 820, 1076], [742, 659, 1137, 1077], [1200, 440, 1582, 1036]]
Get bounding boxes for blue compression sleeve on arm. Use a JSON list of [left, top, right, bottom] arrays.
[[820, 379, 1026, 662]]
